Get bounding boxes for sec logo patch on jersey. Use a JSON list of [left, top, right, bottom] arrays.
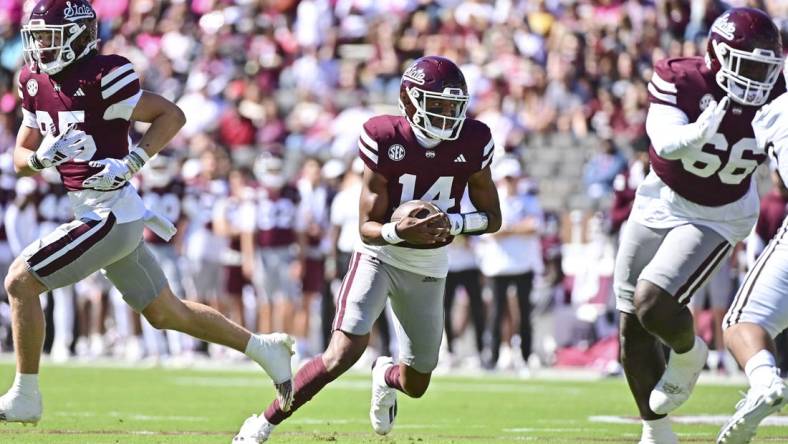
[[388, 144, 406, 161], [700, 93, 714, 111], [26, 79, 38, 97]]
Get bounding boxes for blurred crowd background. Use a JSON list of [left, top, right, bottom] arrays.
[[0, 0, 786, 376]]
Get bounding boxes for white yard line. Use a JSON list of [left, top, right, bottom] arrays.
[[589, 415, 788, 426]]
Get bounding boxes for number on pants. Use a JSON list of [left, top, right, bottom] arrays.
[[35, 110, 98, 162], [680, 135, 760, 185], [398, 174, 455, 210]]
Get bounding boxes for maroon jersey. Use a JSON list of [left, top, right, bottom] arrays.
[[18, 54, 141, 191], [255, 185, 300, 248], [647, 57, 786, 206], [358, 115, 494, 218], [756, 190, 788, 242], [141, 180, 185, 244]]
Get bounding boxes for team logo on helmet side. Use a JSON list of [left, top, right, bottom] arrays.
[[403, 65, 426, 85], [26, 79, 38, 97], [388, 144, 406, 161], [63, 1, 95, 21], [711, 13, 736, 41]]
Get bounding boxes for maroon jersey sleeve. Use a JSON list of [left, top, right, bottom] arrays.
[[358, 116, 394, 173], [17, 67, 38, 129], [648, 58, 681, 108], [463, 119, 494, 172], [97, 55, 142, 121]]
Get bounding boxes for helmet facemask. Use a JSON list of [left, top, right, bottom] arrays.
[[401, 86, 469, 141], [22, 18, 97, 75], [712, 40, 784, 106]]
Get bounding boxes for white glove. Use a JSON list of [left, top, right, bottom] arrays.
[[82, 146, 149, 191], [28, 124, 88, 171], [692, 96, 729, 145]]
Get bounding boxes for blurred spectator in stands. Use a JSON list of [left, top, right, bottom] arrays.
[[583, 136, 627, 202], [610, 138, 650, 237], [443, 194, 486, 369], [295, 157, 331, 358], [478, 157, 544, 375]]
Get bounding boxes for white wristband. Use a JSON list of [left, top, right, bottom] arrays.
[[381, 222, 404, 244], [462, 212, 489, 233], [125, 146, 150, 174], [447, 213, 464, 236]]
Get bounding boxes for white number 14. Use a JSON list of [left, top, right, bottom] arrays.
[[398, 174, 455, 211]]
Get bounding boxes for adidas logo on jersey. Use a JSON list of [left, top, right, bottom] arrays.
[[454, 154, 467, 163], [74, 88, 86, 97]]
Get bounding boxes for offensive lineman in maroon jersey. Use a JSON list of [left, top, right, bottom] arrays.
[[613, 8, 785, 444], [1, 0, 294, 424], [234, 56, 502, 442]]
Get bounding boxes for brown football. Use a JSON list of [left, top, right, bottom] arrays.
[[389, 200, 453, 249], [390, 200, 442, 222]]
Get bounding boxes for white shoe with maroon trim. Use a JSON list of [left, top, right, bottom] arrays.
[[370, 356, 397, 435]]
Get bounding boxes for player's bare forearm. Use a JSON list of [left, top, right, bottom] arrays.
[[468, 166, 502, 233], [131, 91, 186, 158], [359, 167, 389, 245], [13, 126, 43, 176]]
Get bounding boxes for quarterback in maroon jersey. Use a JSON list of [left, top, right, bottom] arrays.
[[1, 0, 294, 425], [613, 8, 785, 444], [234, 56, 502, 442]]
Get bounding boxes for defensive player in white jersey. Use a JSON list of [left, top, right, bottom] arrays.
[[1, 0, 294, 424], [613, 8, 785, 444], [716, 92, 788, 444]]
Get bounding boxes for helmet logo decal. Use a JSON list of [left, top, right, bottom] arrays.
[[63, 1, 95, 22], [26, 79, 38, 97], [403, 65, 426, 85], [711, 13, 736, 40], [388, 145, 406, 161]]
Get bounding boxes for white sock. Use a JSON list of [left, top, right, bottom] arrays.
[[670, 336, 704, 368], [12, 373, 39, 396], [642, 416, 672, 437], [745, 349, 779, 390]]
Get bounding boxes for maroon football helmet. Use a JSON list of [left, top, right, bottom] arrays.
[[21, 0, 98, 75], [706, 7, 784, 106], [399, 56, 470, 141]]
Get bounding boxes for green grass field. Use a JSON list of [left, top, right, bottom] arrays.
[[0, 362, 786, 443]]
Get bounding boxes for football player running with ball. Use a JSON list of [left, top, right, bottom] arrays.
[[1, 0, 294, 425], [234, 56, 502, 442], [614, 8, 785, 444], [716, 92, 788, 444]]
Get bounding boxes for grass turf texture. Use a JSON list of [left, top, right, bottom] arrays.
[[0, 363, 786, 443]]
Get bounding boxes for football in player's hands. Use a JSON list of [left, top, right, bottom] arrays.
[[390, 200, 453, 249], [390, 200, 442, 222]]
